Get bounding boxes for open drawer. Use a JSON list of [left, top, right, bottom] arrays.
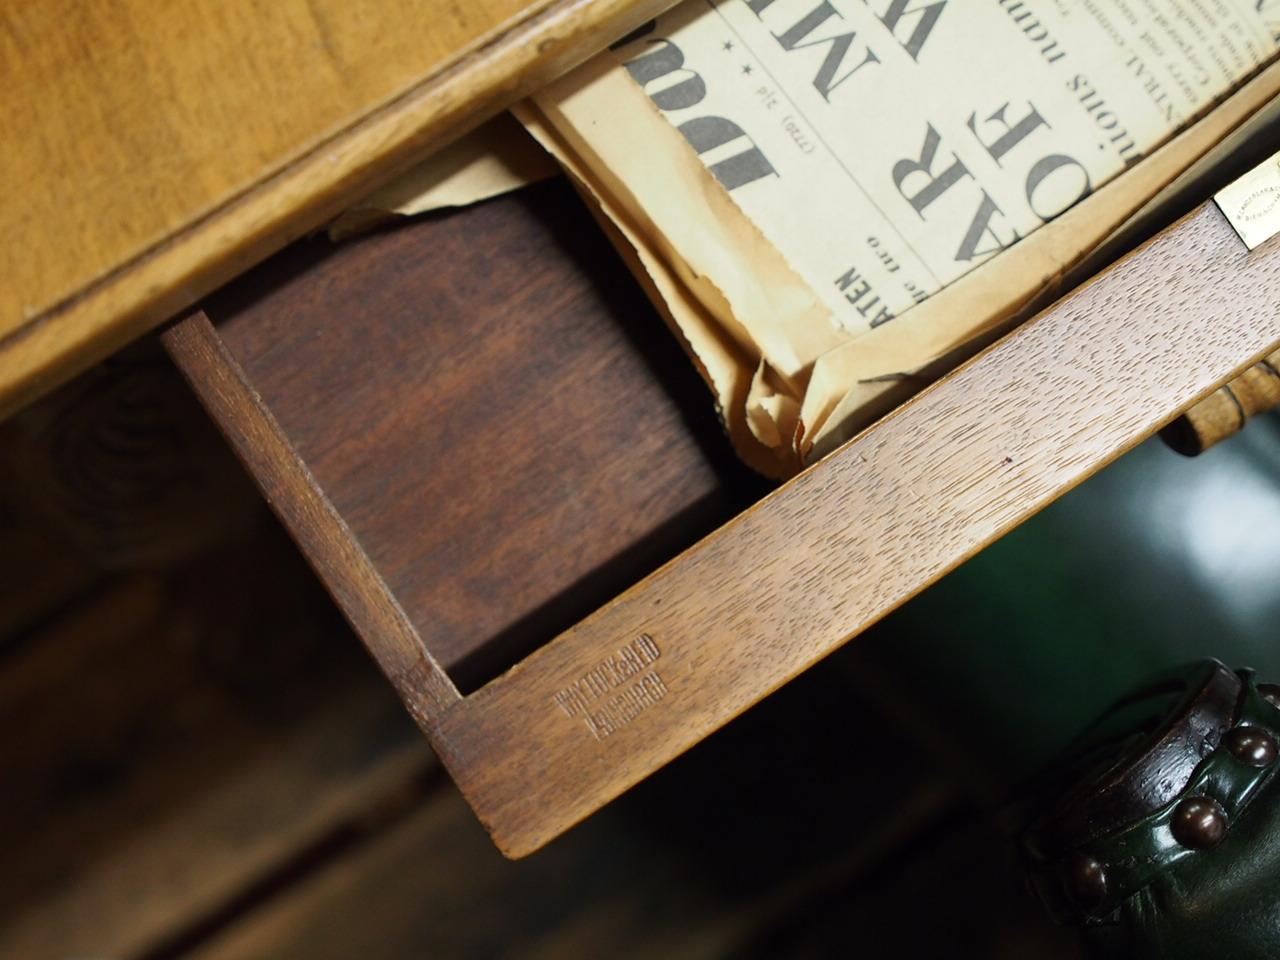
[[165, 155, 1280, 856]]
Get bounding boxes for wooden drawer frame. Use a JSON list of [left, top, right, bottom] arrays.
[[166, 197, 1280, 857]]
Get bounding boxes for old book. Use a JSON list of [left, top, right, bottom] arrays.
[[519, 0, 1280, 475]]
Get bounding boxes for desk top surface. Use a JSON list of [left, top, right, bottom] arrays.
[[0, 0, 667, 418]]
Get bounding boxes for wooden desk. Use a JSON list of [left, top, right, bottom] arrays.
[[0, 0, 671, 419], [10, 0, 1280, 858]]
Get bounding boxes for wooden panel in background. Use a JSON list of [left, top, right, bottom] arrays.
[[0, 481, 96, 646], [0, 337, 264, 648], [180, 659, 1078, 960], [0, 0, 674, 419], [0, 530, 435, 960], [0, 355, 435, 960]]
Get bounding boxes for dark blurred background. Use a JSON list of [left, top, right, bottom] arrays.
[[2, 339, 1277, 960]]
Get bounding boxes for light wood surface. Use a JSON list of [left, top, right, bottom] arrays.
[[0, 0, 672, 420], [169, 193, 1280, 857]]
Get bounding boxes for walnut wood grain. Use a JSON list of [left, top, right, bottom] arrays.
[[170, 185, 1280, 858], [433, 203, 1280, 856], [166, 181, 759, 692], [0, 0, 675, 420], [163, 315, 462, 724], [0, 528, 434, 960]]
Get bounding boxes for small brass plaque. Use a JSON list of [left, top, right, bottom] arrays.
[[1215, 152, 1280, 251]]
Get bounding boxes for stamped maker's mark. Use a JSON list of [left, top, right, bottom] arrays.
[[1236, 186, 1280, 224], [1215, 154, 1280, 251], [551, 634, 667, 741]]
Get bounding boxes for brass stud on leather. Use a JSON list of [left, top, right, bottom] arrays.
[[1063, 853, 1108, 910], [1258, 684, 1280, 711], [1224, 726, 1279, 768], [1171, 797, 1229, 850]]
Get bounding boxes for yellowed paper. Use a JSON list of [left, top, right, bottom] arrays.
[[536, 60, 848, 386], [528, 0, 1280, 473], [807, 60, 1280, 458], [328, 114, 557, 241], [601, 1, 1279, 332]]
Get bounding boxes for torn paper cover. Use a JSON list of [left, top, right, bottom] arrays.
[[328, 113, 558, 241]]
